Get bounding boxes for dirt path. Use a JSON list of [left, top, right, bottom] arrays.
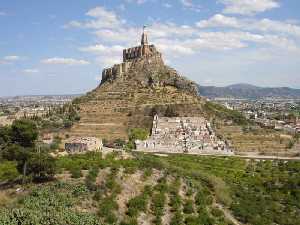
[[139, 150, 300, 161], [214, 202, 243, 225]]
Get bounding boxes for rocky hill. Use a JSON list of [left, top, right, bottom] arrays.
[[66, 32, 204, 140], [198, 83, 300, 99]]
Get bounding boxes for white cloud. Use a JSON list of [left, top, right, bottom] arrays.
[[96, 56, 122, 67], [125, 0, 148, 4], [66, 5, 300, 69], [0, 55, 21, 64], [196, 14, 300, 38], [64, 20, 82, 28], [79, 44, 124, 54], [197, 14, 240, 28], [0, 11, 6, 16], [163, 3, 172, 8], [65, 6, 123, 29], [180, 0, 202, 12], [23, 69, 39, 74], [117, 4, 126, 11], [219, 0, 280, 15], [94, 27, 140, 44], [79, 44, 124, 67], [3, 55, 20, 61], [41, 57, 90, 65]]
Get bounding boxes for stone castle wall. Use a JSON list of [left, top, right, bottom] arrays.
[[99, 30, 197, 96], [123, 45, 161, 62], [101, 61, 132, 84], [101, 44, 162, 85]]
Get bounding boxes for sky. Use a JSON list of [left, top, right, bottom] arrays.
[[1, 0, 300, 96]]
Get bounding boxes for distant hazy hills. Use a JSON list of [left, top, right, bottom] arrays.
[[198, 83, 300, 99]]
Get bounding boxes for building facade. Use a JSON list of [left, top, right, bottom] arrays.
[[65, 137, 103, 154]]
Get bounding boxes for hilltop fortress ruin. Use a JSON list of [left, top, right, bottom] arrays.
[[67, 28, 208, 142], [100, 28, 198, 95], [101, 28, 161, 84]]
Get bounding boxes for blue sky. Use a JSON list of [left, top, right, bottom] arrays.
[[1, 0, 300, 96]]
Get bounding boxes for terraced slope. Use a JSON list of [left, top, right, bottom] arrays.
[[65, 56, 205, 140]]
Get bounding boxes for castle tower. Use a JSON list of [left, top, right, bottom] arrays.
[[141, 25, 151, 56], [141, 25, 149, 46], [122, 26, 160, 62]]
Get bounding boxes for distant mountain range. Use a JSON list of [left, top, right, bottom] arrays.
[[198, 83, 300, 99]]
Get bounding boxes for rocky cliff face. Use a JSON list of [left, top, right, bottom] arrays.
[[66, 53, 204, 140], [100, 54, 199, 96]]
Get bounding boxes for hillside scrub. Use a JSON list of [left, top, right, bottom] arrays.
[[0, 119, 56, 182], [204, 101, 249, 125], [0, 151, 300, 225]]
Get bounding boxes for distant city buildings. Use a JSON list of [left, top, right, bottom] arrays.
[[214, 98, 300, 134], [0, 95, 79, 126]]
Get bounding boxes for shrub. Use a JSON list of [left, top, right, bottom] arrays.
[[0, 161, 19, 182], [170, 210, 183, 225], [10, 119, 38, 147], [120, 218, 138, 225], [151, 192, 166, 225], [98, 197, 118, 224], [129, 128, 149, 141], [70, 166, 82, 178], [26, 152, 56, 181], [183, 199, 194, 214], [127, 194, 147, 217], [85, 167, 99, 191], [0, 183, 101, 225], [211, 207, 224, 218], [143, 168, 153, 179]]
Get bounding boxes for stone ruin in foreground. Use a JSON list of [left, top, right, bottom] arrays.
[[135, 115, 233, 155]]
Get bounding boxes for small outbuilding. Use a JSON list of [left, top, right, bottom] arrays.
[[64, 137, 102, 154]]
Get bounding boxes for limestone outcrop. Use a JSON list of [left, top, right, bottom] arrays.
[[101, 54, 198, 96]]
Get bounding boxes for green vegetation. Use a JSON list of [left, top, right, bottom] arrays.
[[126, 128, 149, 149], [149, 176, 169, 225], [30, 103, 80, 132], [0, 149, 299, 225], [0, 182, 101, 225], [126, 185, 152, 218], [129, 128, 149, 142], [169, 178, 183, 225], [0, 161, 20, 182], [0, 119, 56, 182], [204, 101, 249, 125]]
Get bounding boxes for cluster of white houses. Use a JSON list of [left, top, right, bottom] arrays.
[[58, 115, 232, 155], [135, 115, 233, 155]]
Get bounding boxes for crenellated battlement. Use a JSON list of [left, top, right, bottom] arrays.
[[101, 27, 162, 85], [123, 44, 161, 62]]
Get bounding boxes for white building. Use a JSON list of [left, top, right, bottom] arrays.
[[135, 115, 233, 155]]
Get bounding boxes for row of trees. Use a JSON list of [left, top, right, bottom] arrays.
[[0, 119, 56, 183]]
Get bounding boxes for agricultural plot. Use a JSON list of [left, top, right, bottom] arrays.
[[0, 152, 300, 225]]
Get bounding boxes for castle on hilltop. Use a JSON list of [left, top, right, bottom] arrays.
[[123, 27, 161, 62], [101, 27, 162, 84]]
